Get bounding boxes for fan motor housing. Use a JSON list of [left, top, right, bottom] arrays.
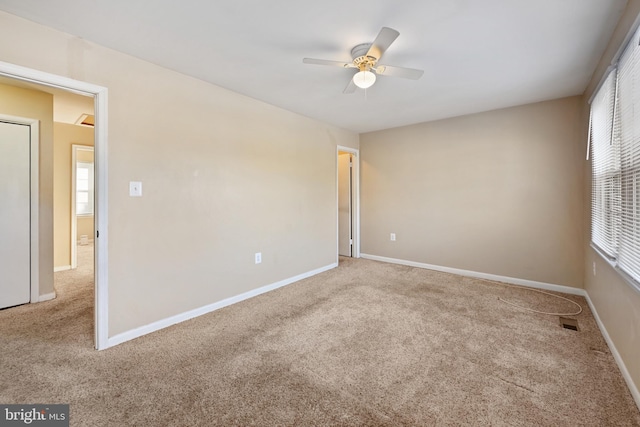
[[351, 43, 377, 70], [350, 43, 371, 59]]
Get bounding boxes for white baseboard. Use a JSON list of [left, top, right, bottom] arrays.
[[360, 254, 586, 296], [583, 293, 640, 411], [107, 262, 338, 348], [38, 292, 56, 302], [54, 265, 71, 272]]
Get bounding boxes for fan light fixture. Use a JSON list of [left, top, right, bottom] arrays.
[[303, 27, 424, 94], [352, 70, 376, 89]]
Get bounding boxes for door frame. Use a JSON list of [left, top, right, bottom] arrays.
[[71, 145, 95, 270], [0, 60, 110, 350], [336, 146, 360, 260], [0, 114, 39, 304]]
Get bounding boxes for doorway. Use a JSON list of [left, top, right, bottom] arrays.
[[337, 146, 360, 259], [0, 60, 109, 350]]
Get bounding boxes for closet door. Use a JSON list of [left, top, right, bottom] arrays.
[[0, 120, 31, 309]]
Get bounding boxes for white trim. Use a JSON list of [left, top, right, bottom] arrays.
[[108, 262, 337, 347], [94, 86, 109, 350], [0, 60, 109, 351], [71, 146, 77, 269], [0, 114, 40, 305], [610, 12, 640, 70], [360, 254, 587, 296], [54, 265, 71, 272], [38, 292, 56, 302], [337, 146, 360, 261], [71, 144, 94, 270], [588, 12, 640, 104], [29, 120, 39, 305], [592, 243, 640, 296], [583, 292, 640, 411]]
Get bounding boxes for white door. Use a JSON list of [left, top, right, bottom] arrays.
[[0, 121, 31, 309], [338, 152, 352, 257]]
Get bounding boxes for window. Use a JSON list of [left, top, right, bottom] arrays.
[[76, 161, 94, 216], [590, 70, 620, 258], [590, 24, 640, 290]]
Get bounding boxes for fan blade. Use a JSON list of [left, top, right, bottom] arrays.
[[303, 58, 354, 68], [375, 65, 424, 80], [343, 78, 356, 94], [366, 27, 400, 61]]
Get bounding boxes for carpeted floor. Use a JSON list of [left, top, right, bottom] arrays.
[[1, 249, 639, 426]]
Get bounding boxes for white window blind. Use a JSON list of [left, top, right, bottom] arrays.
[[590, 24, 640, 290], [617, 31, 640, 283], [591, 70, 619, 258]]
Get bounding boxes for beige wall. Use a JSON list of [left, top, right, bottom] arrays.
[[0, 83, 54, 298], [582, 0, 640, 400], [53, 122, 94, 268], [77, 216, 94, 243], [360, 96, 584, 288], [0, 11, 358, 336]]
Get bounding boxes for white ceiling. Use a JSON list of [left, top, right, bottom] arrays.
[[0, 0, 628, 133]]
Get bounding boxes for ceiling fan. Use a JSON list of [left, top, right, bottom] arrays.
[[303, 27, 424, 93]]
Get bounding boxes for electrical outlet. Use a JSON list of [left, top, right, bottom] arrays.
[[255, 252, 262, 264], [593, 261, 596, 276], [390, 233, 396, 241]]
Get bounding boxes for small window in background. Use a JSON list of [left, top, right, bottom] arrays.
[[76, 162, 94, 216]]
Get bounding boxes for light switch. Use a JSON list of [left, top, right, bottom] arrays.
[[129, 181, 142, 197]]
